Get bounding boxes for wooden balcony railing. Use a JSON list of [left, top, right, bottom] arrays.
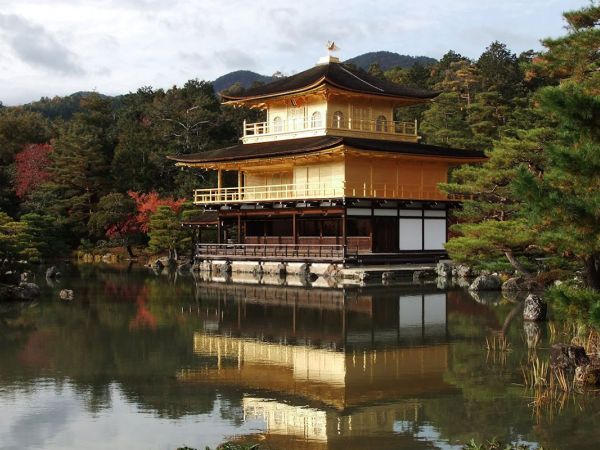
[[193, 180, 449, 204], [196, 243, 353, 261], [243, 116, 418, 139], [194, 180, 345, 204]]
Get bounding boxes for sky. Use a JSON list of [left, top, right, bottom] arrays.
[[0, 0, 589, 105]]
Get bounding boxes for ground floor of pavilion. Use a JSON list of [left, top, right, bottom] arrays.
[[187, 200, 454, 264]]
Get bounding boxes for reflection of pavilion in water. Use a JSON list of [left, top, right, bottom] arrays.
[[180, 283, 457, 448]]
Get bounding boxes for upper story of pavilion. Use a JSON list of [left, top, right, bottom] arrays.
[[222, 55, 439, 144], [168, 54, 486, 206]]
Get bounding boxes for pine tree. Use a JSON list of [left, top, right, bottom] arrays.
[[147, 205, 187, 254], [441, 115, 554, 273], [516, 3, 600, 290], [43, 121, 109, 240], [476, 41, 524, 100], [420, 92, 473, 148]]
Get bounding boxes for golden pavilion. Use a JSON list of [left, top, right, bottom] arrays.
[[168, 52, 485, 264]]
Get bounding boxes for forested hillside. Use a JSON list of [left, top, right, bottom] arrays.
[[345, 51, 437, 70], [212, 70, 274, 94]]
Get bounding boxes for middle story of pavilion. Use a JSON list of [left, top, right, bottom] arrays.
[[168, 55, 486, 264], [169, 136, 484, 263]]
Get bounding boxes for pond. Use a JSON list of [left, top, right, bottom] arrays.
[[1, 265, 599, 450]]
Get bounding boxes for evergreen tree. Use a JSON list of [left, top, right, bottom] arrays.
[[467, 91, 511, 149], [420, 92, 473, 148], [88, 193, 138, 257], [43, 121, 109, 240], [19, 213, 60, 262], [516, 3, 600, 290], [367, 62, 385, 79], [442, 114, 554, 273], [476, 41, 523, 99], [147, 205, 187, 254]]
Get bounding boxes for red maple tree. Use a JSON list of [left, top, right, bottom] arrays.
[[128, 191, 185, 233], [14, 143, 53, 198]]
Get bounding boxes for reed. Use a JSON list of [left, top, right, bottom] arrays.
[[485, 334, 512, 352], [521, 356, 548, 388]]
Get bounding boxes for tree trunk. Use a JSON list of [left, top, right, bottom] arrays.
[[584, 253, 600, 291], [126, 244, 135, 258], [504, 250, 533, 279]]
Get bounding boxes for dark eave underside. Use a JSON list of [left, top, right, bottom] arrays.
[[167, 136, 485, 164], [220, 62, 439, 101]]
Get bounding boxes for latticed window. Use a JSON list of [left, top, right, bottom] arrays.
[[311, 111, 322, 128], [273, 116, 283, 132], [332, 110, 344, 128], [376, 115, 388, 132]]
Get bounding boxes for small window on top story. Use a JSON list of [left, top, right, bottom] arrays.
[[273, 116, 283, 133], [332, 111, 344, 128], [376, 115, 388, 132], [311, 111, 322, 128]]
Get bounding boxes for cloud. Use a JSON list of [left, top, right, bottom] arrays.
[[0, 13, 84, 75], [212, 49, 256, 70]]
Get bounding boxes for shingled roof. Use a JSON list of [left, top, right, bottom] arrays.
[[167, 136, 485, 164], [220, 61, 439, 101]]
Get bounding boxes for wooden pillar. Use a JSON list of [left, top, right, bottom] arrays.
[[292, 212, 297, 245], [217, 219, 222, 244], [217, 169, 223, 192], [190, 226, 197, 259], [237, 170, 243, 197]]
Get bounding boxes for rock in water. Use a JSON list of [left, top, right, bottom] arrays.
[[575, 364, 600, 386], [523, 321, 542, 348], [550, 344, 590, 373], [454, 264, 472, 279], [412, 270, 426, 283], [523, 294, 547, 321], [435, 261, 453, 278], [469, 274, 502, 291], [59, 289, 74, 300]]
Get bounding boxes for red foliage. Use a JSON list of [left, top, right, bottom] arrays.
[[105, 216, 139, 240], [14, 143, 53, 198], [129, 286, 157, 330], [128, 191, 185, 233]]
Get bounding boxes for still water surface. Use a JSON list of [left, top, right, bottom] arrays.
[[1, 266, 599, 450]]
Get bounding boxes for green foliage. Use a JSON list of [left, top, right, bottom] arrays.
[[344, 50, 436, 71], [476, 41, 524, 99], [0, 210, 55, 263], [421, 92, 473, 148], [147, 205, 187, 254], [516, 85, 600, 288], [547, 284, 600, 329], [445, 220, 534, 270], [441, 111, 553, 271], [88, 193, 136, 239]]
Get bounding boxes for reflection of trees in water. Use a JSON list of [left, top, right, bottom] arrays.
[[423, 295, 600, 450], [0, 268, 219, 419]]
